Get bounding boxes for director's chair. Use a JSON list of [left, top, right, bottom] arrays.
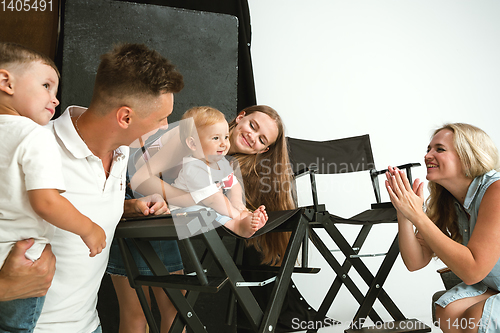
[[287, 135, 431, 333], [114, 206, 317, 333]]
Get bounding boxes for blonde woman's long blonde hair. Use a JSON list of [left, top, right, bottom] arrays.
[[426, 123, 500, 243]]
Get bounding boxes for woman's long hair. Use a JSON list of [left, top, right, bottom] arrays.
[[229, 105, 296, 265], [426, 123, 500, 243]]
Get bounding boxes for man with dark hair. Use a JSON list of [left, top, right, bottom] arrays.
[[34, 43, 183, 333]]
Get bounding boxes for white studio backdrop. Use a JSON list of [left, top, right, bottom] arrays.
[[248, 1, 500, 332]]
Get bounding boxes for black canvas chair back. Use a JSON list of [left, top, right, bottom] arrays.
[[288, 134, 375, 175], [288, 135, 419, 212]]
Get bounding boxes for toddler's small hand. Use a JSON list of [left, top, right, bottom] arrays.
[[81, 223, 106, 257]]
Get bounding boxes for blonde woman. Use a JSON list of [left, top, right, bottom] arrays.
[[385, 123, 500, 333]]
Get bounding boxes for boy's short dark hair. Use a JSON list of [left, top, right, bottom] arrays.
[[0, 42, 60, 77], [92, 43, 184, 107]]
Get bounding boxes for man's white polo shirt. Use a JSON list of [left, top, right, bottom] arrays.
[[35, 106, 129, 333]]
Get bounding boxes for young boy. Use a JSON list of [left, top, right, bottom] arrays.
[[0, 42, 106, 332], [171, 106, 268, 238]]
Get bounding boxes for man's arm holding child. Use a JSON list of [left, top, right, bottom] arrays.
[[0, 239, 56, 301], [28, 189, 106, 257]]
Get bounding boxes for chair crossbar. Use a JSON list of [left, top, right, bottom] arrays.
[[331, 247, 360, 252], [135, 274, 227, 293], [186, 269, 208, 276], [350, 252, 387, 258], [237, 265, 320, 274], [235, 276, 277, 287]]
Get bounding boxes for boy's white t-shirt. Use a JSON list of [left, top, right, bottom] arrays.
[[169, 155, 238, 210], [0, 115, 65, 266]]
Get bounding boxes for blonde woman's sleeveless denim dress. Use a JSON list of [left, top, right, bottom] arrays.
[[435, 170, 500, 333]]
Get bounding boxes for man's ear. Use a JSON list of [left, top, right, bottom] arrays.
[[0, 69, 14, 95], [116, 106, 133, 129], [186, 137, 197, 151], [257, 146, 269, 154], [235, 111, 246, 123]]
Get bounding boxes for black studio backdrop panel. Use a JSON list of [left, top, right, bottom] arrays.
[[126, 0, 257, 113], [56, 0, 256, 119], [60, 0, 239, 122]]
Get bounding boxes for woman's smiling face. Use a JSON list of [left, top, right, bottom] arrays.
[[425, 129, 465, 185], [229, 111, 279, 155]]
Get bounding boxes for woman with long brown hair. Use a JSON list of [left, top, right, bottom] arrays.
[[228, 105, 295, 266]]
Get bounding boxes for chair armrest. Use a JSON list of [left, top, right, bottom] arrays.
[[437, 266, 452, 274], [294, 167, 317, 178], [293, 167, 320, 213], [371, 202, 393, 210], [370, 163, 421, 177], [436, 266, 462, 290], [369, 163, 421, 205]]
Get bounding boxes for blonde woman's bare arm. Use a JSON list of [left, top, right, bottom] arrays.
[[385, 166, 433, 271], [423, 182, 500, 284]]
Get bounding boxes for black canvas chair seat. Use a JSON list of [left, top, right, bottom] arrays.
[[327, 208, 397, 225], [287, 135, 430, 333], [114, 207, 316, 333]]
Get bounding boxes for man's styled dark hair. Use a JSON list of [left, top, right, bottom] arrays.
[[91, 43, 184, 107]]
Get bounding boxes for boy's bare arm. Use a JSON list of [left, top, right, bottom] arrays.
[[28, 189, 93, 235], [200, 190, 240, 218], [225, 183, 247, 212], [27, 189, 106, 256]]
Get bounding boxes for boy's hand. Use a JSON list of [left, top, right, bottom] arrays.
[[80, 223, 106, 257]]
